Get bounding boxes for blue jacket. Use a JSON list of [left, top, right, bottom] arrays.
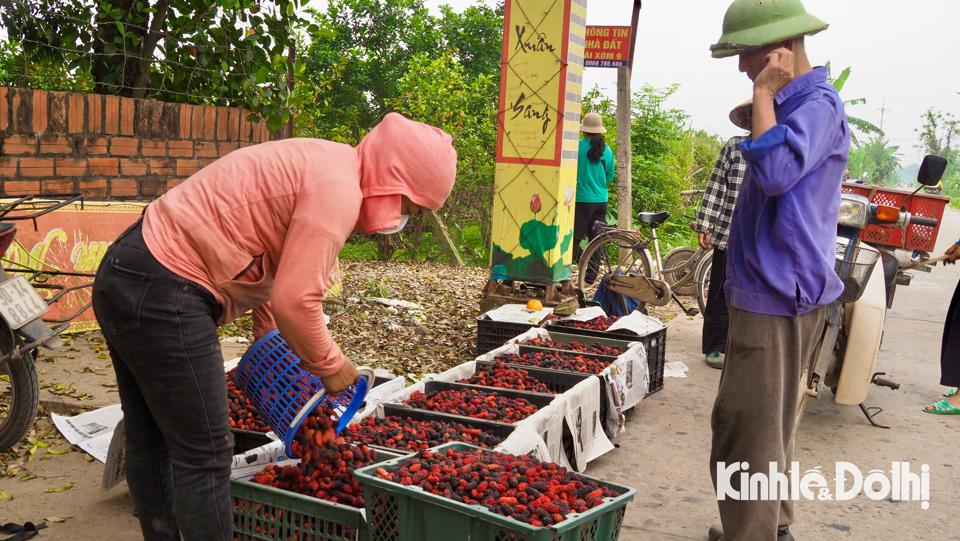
[[725, 67, 850, 316]]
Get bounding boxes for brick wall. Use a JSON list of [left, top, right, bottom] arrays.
[[0, 87, 270, 199]]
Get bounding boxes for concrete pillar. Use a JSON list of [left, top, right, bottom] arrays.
[[489, 0, 588, 285]]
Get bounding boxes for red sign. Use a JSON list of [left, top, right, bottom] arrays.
[[584, 26, 632, 68]]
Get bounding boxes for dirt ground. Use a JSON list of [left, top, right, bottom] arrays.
[[2, 212, 960, 540]]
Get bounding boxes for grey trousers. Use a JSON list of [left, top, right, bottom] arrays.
[[710, 306, 827, 541]]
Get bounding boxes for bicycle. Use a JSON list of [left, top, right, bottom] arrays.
[[660, 190, 714, 311], [576, 195, 711, 316]]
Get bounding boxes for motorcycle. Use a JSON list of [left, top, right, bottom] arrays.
[[797, 155, 948, 428], [0, 195, 94, 450]]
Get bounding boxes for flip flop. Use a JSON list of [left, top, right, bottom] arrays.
[[944, 388, 958, 398], [923, 399, 960, 415]]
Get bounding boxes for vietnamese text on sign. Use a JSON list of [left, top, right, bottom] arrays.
[[584, 25, 632, 68]]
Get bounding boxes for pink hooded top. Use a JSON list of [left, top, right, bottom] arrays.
[[141, 113, 457, 376]]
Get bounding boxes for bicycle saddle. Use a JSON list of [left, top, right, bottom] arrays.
[[637, 211, 670, 226]]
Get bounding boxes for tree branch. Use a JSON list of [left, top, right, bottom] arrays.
[[131, 0, 169, 98]]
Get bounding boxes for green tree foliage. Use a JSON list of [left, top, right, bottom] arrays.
[[387, 52, 498, 264], [297, 0, 439, 142], [0, 39, 93, 91], [827, 64, 884, 145], [916, 109, 960, 190], [297, 0, 502, 144], [0, 0, 308, 131], [848, 136, 902, 186]]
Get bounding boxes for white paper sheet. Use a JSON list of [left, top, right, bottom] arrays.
[[223, 357, 241, 372], [495, 428, 552, 463], [357, 374, 407, 419], [481, 304, 553, 324], [563, 377, 615, 465], [367, 297, 424, 311], [102, 416, 126, 490], [561, 306, 607, 322], [230, 440, 289, 479], [51, 404, 124, 463], [607, 311, 666, 337], [664, 361, 689, 378]]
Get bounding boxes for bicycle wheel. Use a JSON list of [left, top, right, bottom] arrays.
[[695, 250, 713, 316], [662, 247, 698, 296], [577, 230, 654, 310]]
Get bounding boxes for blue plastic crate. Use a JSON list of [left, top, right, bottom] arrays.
[[235, 330, 370, 457]]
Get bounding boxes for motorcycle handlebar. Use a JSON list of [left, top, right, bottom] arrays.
[[911, 216, 939, 228]]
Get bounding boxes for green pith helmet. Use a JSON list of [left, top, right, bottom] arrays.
[[710, 0, 829, 58]]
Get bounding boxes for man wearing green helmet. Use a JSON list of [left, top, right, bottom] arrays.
[[708, 1, 851, 540]]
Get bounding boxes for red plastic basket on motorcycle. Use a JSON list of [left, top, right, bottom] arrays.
[[841, 183, 949, 252]]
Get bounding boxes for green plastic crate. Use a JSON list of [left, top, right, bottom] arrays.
[[354, 443, 636, 541], [232, 448, 404, 541]]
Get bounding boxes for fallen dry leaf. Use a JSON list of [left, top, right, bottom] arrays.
[[44, 482, 73, 493]]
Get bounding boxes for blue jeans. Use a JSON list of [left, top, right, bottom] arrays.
[[92, 221, 232, 541]]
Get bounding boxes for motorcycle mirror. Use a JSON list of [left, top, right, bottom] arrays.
[[918, 155, 948, 186]]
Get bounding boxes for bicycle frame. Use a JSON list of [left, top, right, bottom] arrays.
[[648, 226, 666, 280]]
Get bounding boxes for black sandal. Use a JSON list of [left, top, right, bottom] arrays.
[[1, 521, 47, 541]]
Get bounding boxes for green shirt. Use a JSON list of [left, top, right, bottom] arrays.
[[576, 139, 616, 203]]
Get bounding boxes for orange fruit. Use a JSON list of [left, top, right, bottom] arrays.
[[527, 299, 543, 311]]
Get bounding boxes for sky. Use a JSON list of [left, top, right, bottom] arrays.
[[422, 0, 960, 165]]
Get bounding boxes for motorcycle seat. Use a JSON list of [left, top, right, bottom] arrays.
[[637, 211, 670, 227]]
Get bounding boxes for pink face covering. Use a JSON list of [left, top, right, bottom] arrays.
[[355, 113, 458, 234]]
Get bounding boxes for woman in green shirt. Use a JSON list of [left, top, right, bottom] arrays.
[[574, 112, 616, 262]]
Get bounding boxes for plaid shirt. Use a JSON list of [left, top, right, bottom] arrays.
[[695, 136, 748, 251]]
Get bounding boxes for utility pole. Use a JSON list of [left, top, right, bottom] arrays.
[[616, 1, 642, 231], [878, 98, 887, 132]]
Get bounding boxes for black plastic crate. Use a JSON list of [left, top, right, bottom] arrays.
[[644, 327, 667, 395], [392, 380, 556, 426], [356, 403, 518, 453], [476, 316, 541, 355], [543, 319, 641, 341], [473, 359, 593, 395], [520, 330, 633, 357], [517, 344, 619, 363], [542, 323, 666, 396], [232, 428, 273, 454]]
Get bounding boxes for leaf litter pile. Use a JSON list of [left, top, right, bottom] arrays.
[[314, 260, 487, 378]]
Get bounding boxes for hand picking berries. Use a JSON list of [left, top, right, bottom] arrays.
[[344, 415, 505, 451], [372, 448, 620, 526], [461, 361, 553, 393], [404, 388, 539, 423]]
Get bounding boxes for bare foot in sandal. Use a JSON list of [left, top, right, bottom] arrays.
[[924, 391, 960, 415]]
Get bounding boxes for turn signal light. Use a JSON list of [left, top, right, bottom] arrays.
[[875, 205, 900, 222]]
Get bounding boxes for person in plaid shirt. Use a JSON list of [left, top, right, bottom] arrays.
[[695, 101, 751, 368]]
